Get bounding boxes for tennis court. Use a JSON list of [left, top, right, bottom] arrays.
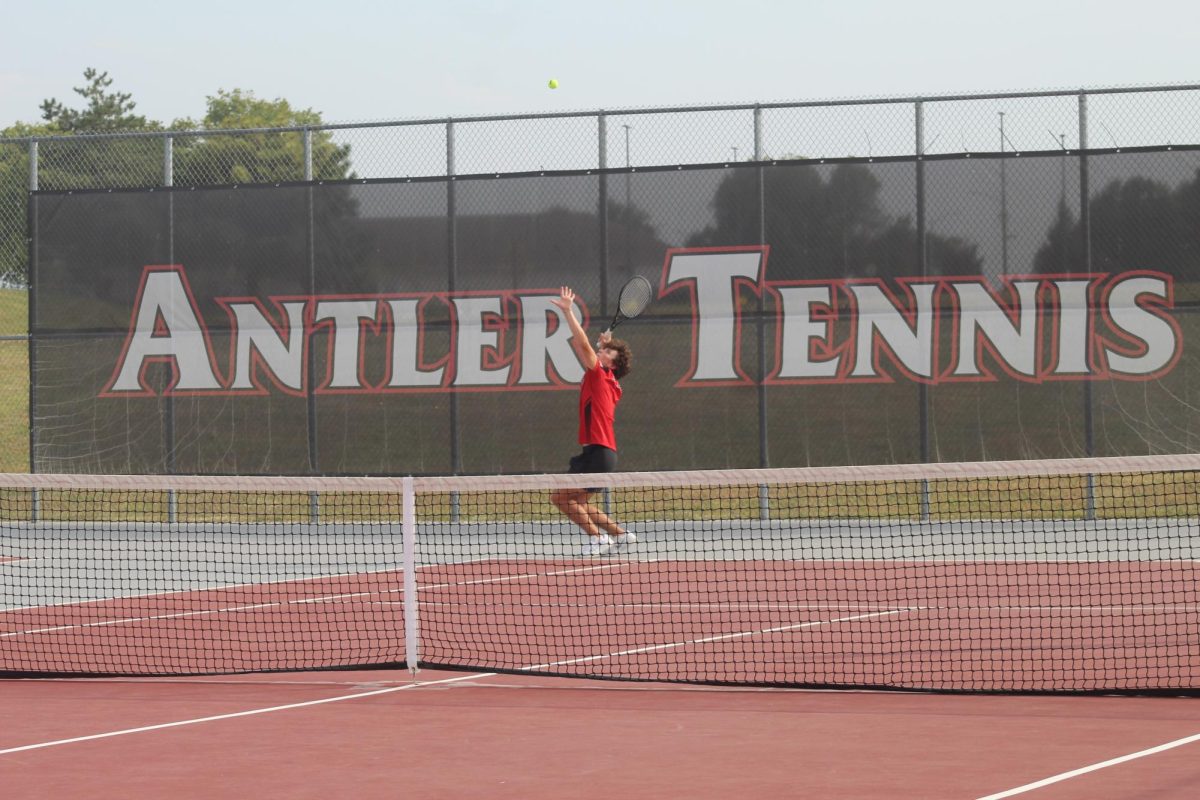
[[3, 459, 1200, 797], [2, 670, 1199, 799], [5, 535, 1200, 688]]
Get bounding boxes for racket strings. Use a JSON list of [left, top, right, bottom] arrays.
[[617, 276, 653, 318]]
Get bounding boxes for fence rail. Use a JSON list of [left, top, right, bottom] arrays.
[[4, 82, 1200, 287]]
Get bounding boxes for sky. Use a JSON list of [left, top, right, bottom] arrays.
[[2, 0, 1198, 129]]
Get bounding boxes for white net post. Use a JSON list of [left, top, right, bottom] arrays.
[[402, 476, 419, 677]]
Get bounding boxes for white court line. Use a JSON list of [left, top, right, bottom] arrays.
[[2, 602, 291, 637], [410, 600, 914, 612], [8, 595, 1196, 639], [9, 580, 1196, 641], [975, 730, 1200, 799], [412, 601, 1200, 613], [0, 563, 418, 615], [7, 544, 1197, 641], [0, 596, 894, 756], [420, 561, 630, 590], [0, 670, 496, 756], [0, 553, 611, 616], [0, 561, 633, 639], [521, 608, 919, 669]]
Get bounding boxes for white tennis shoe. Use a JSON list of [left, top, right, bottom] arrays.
[[580, 534, 614, 556], [609, 531, 637, 553]]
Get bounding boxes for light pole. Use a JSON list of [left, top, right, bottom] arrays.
[[622, 124, 632, 206], [1058, 133, 1067, 205], [999, 112, 1009, 276], [623, 124, 632, 272]]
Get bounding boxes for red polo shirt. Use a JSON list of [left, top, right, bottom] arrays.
[[578, 362, 622, 450]]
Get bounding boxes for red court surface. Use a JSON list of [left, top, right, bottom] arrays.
[[4, 557, 1199, 691], [4, 553, 1200, 797], [2, 670, 1199, 799]]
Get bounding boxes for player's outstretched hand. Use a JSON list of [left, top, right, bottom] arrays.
[[551, 286, 576, 313]]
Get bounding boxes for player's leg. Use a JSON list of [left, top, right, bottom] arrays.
[[581, 494, 636, 551], [583, 501, 624, 537], [552, 489, 616, 556], [551, 487, 600, 535]]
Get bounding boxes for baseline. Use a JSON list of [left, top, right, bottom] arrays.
[[975, 730, 1200, 799]]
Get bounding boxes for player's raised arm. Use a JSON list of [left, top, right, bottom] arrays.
[[550, 286, 597, 371]]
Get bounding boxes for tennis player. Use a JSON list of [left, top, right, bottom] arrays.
[[549, 286, 636, 556]]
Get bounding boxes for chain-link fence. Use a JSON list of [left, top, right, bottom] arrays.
[[3, 83, 1200, 474], [6, 83, 1200, 285]]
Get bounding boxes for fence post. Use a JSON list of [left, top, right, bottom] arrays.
[[598, 112, 613, 516], [1078, 92, 1096, 519], [27, 139, 39, 521], [303, 127, 320, 520], [598, 112, 609, 314], [303, 128, 313, 181], [447, 120, 461, 520], [753, 106, 770, 520], [164, 134, 178, 523], [915, 100, 931, 521], [163, 134, 173, 187], [28, 139, 37, 192]]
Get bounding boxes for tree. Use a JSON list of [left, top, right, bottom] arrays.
[[1089, 177, 1179, 274], [0, 72, 356, 286], [171, 89, 352, 185], [39, 68, 155, 134], [1032, 168, 1200, 283], [688, 162, 982, 280], [0, 137, 32, 285], [3, 69, 162, 284], [28, 68, 166, 191], [165, 90, 360, 297], [1031, 199, 1083, 274]]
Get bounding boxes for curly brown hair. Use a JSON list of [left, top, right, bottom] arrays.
[[604, 338, 632, 379]]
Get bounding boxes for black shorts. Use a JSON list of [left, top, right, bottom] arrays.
[[567, 444, 617, 493]]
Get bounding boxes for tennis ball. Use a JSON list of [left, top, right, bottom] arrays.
[[548, 79, 559, 89]]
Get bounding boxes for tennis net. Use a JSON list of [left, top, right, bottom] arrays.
[[2, 455, 1199, 693]]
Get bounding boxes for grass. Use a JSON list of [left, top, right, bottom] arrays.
[[0, 288, 26, 335], [420, 472, 1200, 522], [0, 288, 27, 472], [0, 489, 402, 523], [3, 470, 1196, 523]]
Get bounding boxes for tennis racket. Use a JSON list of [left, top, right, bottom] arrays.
[[603, 275, 653, 335]]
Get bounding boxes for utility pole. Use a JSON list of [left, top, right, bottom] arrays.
[[623, 124, 632, 273], [999, 112, 1009, 276]]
